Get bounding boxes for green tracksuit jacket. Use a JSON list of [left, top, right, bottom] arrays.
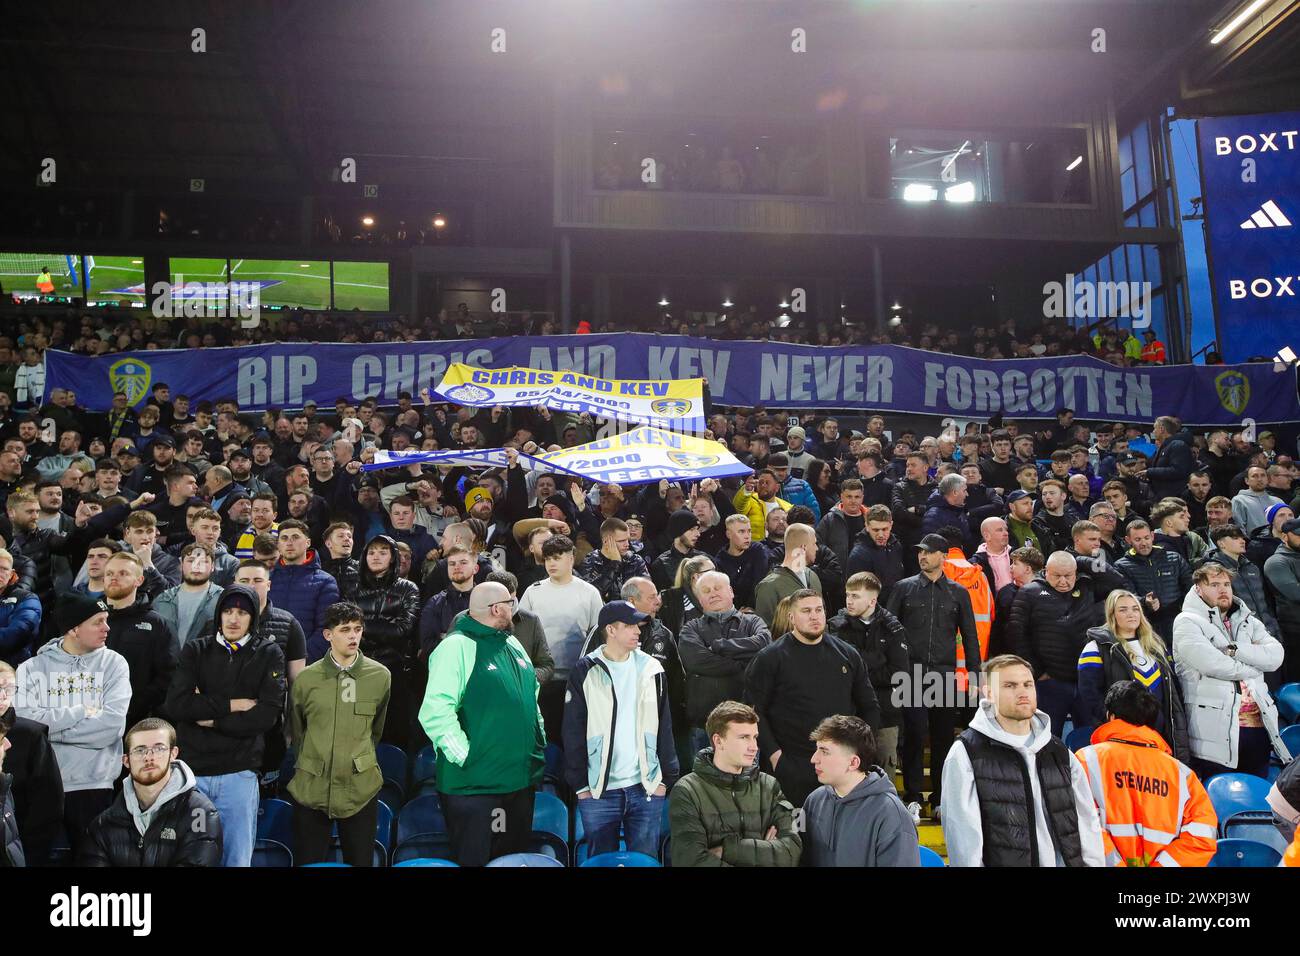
[[418, 614, 545, 795]]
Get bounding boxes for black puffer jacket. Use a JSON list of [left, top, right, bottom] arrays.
[[11, 503, 130, 601], [577, 548, 650, 603], [354, 544, 422, 672], [1008, 578, 1105, 682], [79, 760, 222, 867], [1115, 546, 1192, 616], [827, 607, 909, 727], [1146, 428, 1197, 501], [321, 554, 360, 600], [1, 772, 22, 867], [163, 586, 287, 776], [884, 572, 979, 672], [845, 532, 906, 602], [678, 610, 772, 726], [890, 479, 936, 548], [106, 592, 178, 729]]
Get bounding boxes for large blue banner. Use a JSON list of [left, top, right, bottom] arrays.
[[1197, 111, 1300, 363], [44, 334, 1300, 425]]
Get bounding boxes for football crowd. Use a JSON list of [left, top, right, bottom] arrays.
[[1, 377, 1298, 868]]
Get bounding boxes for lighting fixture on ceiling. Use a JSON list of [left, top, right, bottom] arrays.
[[945, 182, 975, 203], [658, 297, 669, 306], [722, 298, 733, 307], [1066, 156, 1083, 171], [1211, 0, 1270, 44], [361, 216, 374, 226], [903, 183, 938, 202]]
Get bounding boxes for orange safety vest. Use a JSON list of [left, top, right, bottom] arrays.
[[1077, 720, 1218, 867], [1285, 829, 1300, 867], [943, 548, 992, 689], [1141, 341, 1165, 363], [36, 271, 55, 293]]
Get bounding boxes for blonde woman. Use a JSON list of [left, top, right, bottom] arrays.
[[1076, 590, 1188, 762], [659, 554, 715, 638], [770, 593, 797, 640]]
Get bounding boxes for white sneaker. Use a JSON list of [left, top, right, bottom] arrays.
[[906, 801, 922, 825]]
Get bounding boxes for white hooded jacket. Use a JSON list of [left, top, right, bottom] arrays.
[[1172, 587, 1290, 769], [941, 697, 1106, 867]]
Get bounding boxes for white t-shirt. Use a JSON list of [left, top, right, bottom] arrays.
[[519, 576, 603, 679], [600, 649, 641, 790]]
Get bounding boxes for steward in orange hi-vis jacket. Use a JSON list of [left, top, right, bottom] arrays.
[[1076, 717, 1217, 867]]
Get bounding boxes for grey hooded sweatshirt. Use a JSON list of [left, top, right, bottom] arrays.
[[124, 758, 198, 836], [801, 768, 920, 867], [15, 637, 131, 793], [941, 697, 1106, 867]]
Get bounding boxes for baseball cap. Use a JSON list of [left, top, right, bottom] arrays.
[[118, 444, 141, 458], [597, 600, 649, 630], [228, 447, 251, 461], [1282, 518, 1300, 535], [915, 533, 949, 553], [149, 433, 176, 448], [1005, 489, 1032, 504]]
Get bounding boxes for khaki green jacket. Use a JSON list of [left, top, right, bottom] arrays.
[[287, 650, 391, 819]]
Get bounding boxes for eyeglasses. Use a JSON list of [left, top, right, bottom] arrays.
[[489, 600, 518, 611], [128, 744, 171, 758]]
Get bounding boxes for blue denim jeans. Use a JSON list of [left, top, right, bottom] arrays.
[[578, 783, 664, 857], [197, 770, 260, 867]]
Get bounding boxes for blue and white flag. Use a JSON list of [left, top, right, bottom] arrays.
[[435, 362, 707, 432], [363, 427, 749, 486]]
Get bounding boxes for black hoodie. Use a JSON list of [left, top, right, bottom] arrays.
[[106, 591, 179, 728], [163, 584, 287, 776]]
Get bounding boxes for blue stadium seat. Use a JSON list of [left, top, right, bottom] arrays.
[[1065, 726, 1096, 752], [374, 799, 395, 858], [379, 781, 405, 811], [532, 791, 570, 843], [412, 745, 439, 795], [1280, 723, 1300, 757], [1205, 773, 1272, 835], [394, 794, 453, 863], [252, 839, 293, 868], [276, 750, 297, 797], [1276, 683, 1300, 725], [394, 858, 459, 867], [393, 835, 455, 864], [376, 744, 408, 797], [1222, 811, 1290, 856], [257, 798, 295, 850], [397, 794, 447, 842], [581, 851, 660, 867], [918, 846, 946, 867], [1208, 838, 1281, 867], [487, 852, 566, 867], [543, 743, 563, 782]]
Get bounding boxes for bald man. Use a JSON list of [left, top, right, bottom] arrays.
[[419, 581, 546, 866], [1006, 551, 1105, 737], [973, 516, 1013, 595]]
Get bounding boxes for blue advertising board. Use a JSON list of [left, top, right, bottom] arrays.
[[1197, 111, 1300, 362]]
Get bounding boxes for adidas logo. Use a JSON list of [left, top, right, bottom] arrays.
[[1239, 199, 1292, 229], [486, 663, 497, 671]]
